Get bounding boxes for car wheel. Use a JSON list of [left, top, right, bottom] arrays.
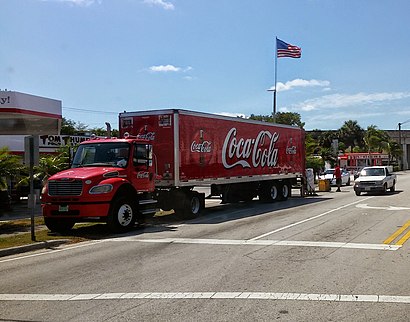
[[346, 177, 351, 186]]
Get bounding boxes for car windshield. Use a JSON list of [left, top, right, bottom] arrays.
[[72, 142, 130, 168], [323, 169, 334, 175], [360, 168, 385, 176]]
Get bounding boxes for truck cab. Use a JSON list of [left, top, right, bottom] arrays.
[[41, 137, 156, 232]]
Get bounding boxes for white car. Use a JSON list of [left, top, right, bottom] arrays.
[[319, 169, 351, 186]]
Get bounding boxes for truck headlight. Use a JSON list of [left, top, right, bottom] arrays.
[[89, 184, 113, 194]]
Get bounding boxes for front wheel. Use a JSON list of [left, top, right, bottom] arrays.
[[355, 190, 361, 196], [107, 197, 137, 233], [390, 182, 396, 192]]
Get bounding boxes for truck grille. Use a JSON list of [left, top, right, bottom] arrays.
[[48, 180, 83, 196]]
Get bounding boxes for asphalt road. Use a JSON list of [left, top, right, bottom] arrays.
[[1, 173, 409, 321]]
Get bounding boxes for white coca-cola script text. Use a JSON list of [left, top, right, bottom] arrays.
[[191, 141, 212, 153], [222, 128, 279, 169]]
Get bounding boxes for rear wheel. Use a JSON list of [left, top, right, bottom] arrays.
[[278, 182, 291, 201], [107, 196, 137, 233], [260, 182, 279, 202], [175, 191, 203, 219], [44, 217, 75, 233]]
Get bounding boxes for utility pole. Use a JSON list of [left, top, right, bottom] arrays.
[[398, 122, 402, 170]]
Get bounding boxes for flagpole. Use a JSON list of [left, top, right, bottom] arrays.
[[273, 37, 278, 120]]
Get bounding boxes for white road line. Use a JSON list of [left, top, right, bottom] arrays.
[[112, 237, 400, 251], [0, 240, 107, 264], [250, 197, 374, 241], [356, 204, 410, 211], [0, 292, 409, 304]]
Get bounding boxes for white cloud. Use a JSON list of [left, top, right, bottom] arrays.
[[143, 0, 175, 10], [41, 0, 100, 6], [149, 64, 180, 72], [293, 92, 410, 112], [268, 79, 330, 92], [148, 65, 194, 76], [216, 112, 247, 119]]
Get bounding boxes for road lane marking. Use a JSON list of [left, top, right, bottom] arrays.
[[0, 240, 107, 264], [384, 220, 410, 246], [113, 237, 400, 251], [356, 204, 410, 211], [250, 197, 374, 241], [0, 292, 409, 304]]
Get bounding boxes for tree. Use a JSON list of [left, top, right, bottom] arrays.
[[61, 118, 77, 135], [0, 147, 24, 190], [249, 112, 305, 128], [364, 125, 387, 153], [339, 120, 364, 152]]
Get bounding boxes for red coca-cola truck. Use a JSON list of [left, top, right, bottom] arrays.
[[42, 109, 305, 233]]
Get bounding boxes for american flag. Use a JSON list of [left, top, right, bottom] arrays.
[[277, 38, 301, 58]]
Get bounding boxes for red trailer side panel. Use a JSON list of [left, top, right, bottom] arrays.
[[120, 110, 305, 186]]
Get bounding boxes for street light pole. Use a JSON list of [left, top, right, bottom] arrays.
[[398, 122, 402, 170]]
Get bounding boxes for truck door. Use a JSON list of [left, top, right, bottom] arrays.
[[131, 143, 155, 192]]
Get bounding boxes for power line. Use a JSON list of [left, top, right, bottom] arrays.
[[63, 106, 119, 115]]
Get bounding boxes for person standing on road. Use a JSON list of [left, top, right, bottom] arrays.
[[334, 164, 342, 192]]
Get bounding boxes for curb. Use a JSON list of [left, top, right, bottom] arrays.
[[0, 239, 70, 258]]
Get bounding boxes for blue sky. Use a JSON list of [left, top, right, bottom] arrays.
[[1, 0, 410, 131]]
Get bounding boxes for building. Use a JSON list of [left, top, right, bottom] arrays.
[[0, 90, 61, 135]]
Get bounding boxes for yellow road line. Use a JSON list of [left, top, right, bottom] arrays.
[[396, 230, 410, 246], [383, 220, 410, 245]]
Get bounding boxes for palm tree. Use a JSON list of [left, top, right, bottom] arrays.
[[0, 147, 24, 190], [339, 120, 364, 152]]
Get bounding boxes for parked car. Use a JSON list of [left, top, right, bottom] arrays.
[[319, 168, 351, 186]]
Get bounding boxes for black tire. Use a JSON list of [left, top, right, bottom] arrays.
[[278, 182, 291, 201], [383, 183, 388, 194], [44, 217, 75, 233], [390, 182, 396, 192], [107, 196, 137, 233], [355, 190, 361, 196], [260, 182, 279, 202], [175, 191, 203, 219], [346, 177, 351, 186]]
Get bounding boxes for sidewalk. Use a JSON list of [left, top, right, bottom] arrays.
[[0, 199, 42, 222]]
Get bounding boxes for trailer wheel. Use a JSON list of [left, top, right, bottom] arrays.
[[279, 182, 291, 201], [44, 217, 75, 233], [260, 182, 279, 202], [107, 196, 137, 233], [175, 191, 204, 219]]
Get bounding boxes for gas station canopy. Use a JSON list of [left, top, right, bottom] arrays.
[[0, 91, 61, 135]]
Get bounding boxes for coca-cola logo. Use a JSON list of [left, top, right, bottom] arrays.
[[286, 138, 297, 155], [137, 132, 156, 141], [222, 128, 279, 169], [137, 171, 149, 179], [191, 140, 212, 153]]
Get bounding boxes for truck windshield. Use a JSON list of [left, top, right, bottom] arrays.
[[360, 168, 385, 176], [72, 142, 130, 168]]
